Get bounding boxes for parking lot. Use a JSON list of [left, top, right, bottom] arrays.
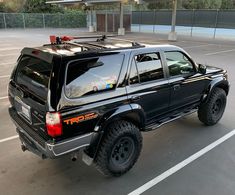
[[0, 29, 235, 195]]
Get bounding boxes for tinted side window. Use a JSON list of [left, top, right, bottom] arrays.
[[65, 54, 123, 98], [15, 56, 52, 100], [129, 59, 139, 85], [165, 51, 195, 77], [135, 53, 164, 83]]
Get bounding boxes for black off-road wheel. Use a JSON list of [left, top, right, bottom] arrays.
[[94, 120, 142, 177], [198, 88, 227, 126]]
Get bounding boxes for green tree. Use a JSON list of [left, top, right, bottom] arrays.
[[23, 0, 64, 13], [204, 0, 222, 9], [0, 0, 25, 12], [182, 0, 235, 9], [182, 0, 196, 9], [0, 2, 5, 12], [221, 0, 234, 9], [147, 0, 172, 10]]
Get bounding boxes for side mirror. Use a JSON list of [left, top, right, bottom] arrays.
[[198, 64, 207, 74]]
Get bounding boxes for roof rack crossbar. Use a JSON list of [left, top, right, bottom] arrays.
[[107, 37, 142, 47], [74, 44, 145, 55], [73, 34, 116, 40], [66, 42, 89, 51], [49, 34, 116, 44], [49, 34, 143, 48], [81, 42, 107, 49]]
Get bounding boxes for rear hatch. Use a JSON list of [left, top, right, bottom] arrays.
[[9, 54, 54, 142]]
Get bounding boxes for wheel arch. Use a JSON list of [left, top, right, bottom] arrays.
[[86, 104, 145, 159], [98, 103, 146, 131], [203, 77, 229, 103]]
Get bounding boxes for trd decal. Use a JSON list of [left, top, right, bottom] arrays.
[[64, 113, 98, 125]]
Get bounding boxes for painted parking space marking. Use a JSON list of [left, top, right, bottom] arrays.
[[0, 75, 10, 79], [0, 96, 8, 100], [142, 41, 164, 45], [0, 44, 12, 47], [0, 62, 15, 66], [128, 129, 235, 195], [0, 47, 21, 51], [0, 135, 19, 143], [0, 62, 16, 68], [0, 53, 18, 57], [183, 44, 212, 49], [205, 49, 235, 56]]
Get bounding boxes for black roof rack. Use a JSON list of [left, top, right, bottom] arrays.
[[73, 44, 145, 55], [74, 35, 143, 47], [44, 34, 145, 54], [107, 37, 142, 47]]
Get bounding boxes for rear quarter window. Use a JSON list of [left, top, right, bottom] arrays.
[[15, 55, 52, 100], [65, 54, 124, 99]]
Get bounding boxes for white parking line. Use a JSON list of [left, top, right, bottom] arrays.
[[128, 129, 235, 195], [183, 44, 212, 49], [142, 41, 163, 45], [0, 75, 10, 79], [0, 47, 20, 51], [0, 135, 19, 143], [0, 44, 12, 47], [0, 62, 15, 66], [0, 96, 8, 100], [205, 49, 235, 56], [0, 53, 18, 57]]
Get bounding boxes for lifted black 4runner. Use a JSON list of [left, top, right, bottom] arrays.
[[8, 35, 229, 176]]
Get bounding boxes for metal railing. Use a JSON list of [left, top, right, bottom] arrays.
[[131, 9, 235, 39], [0, 12, 87, 29]]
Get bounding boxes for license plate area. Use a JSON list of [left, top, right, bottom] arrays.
[[15, 97, 32, 124]]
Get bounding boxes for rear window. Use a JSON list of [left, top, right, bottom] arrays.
[[15, 56, 52, 100], [65, 54, 124, 99]]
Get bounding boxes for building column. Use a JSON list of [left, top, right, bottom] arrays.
[[168, 0, 177, 41], [89, 7, 95, 32], [118, 2, 125, 35]]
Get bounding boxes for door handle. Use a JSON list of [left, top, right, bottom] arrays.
[[131, 95, 141, 101], [173, 84, 181, 91]]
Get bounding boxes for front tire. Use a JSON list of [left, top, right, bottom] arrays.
[[198, 88, 227, 126], [95, 120, 142, 177]]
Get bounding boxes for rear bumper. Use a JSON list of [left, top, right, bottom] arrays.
[[9, 107, 94, 159]]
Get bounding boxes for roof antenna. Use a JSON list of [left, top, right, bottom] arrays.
[[56, 37, 62, 44], [132, 42, 141, 46], [97, 35, 107, 42]]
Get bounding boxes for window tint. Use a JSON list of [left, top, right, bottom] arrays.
[[165, 51, 195, 76], [16, 56, 52, 100], [65, 54, 123, 98], [129, 59, 139, 85], [135, 53, 164, 83]]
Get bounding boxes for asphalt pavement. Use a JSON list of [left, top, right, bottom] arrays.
[[0, 29, 234, 195]]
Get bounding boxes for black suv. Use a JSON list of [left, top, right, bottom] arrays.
[[8, 35, 229, 176]]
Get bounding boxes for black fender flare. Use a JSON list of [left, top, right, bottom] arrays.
[[202, 77, 229, 103], [102, 103, 146, 130], [86, 103, 145, 159]]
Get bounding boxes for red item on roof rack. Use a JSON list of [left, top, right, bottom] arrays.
[[50, 35, 77, 44], [49, 34, 117, 44], [50, 35, 57, 44], [61, 36, 74, 41]]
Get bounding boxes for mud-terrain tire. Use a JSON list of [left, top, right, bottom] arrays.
[[95, 120, 142, 177], [198, 88, 226, 126]]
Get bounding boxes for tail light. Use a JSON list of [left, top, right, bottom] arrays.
[[46, 112, 62, 137]]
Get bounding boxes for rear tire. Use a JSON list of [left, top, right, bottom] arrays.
[[94, 120, 142, 177], [198, 88, 227, 126]]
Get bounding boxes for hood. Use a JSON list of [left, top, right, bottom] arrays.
[[203, 64, 224, 74]]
